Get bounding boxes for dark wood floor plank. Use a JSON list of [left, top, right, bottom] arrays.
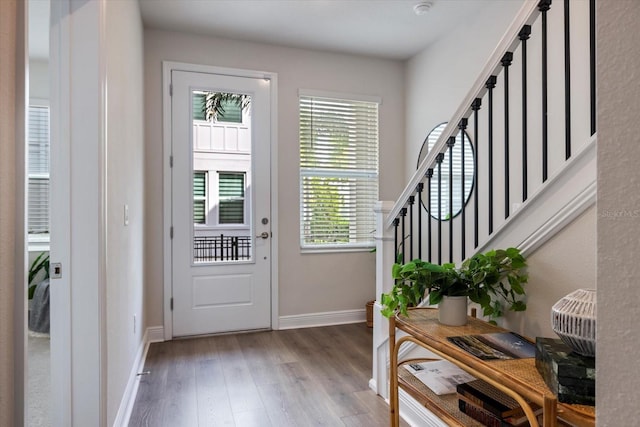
[[161, 339, 199, 427], [195, 358, 236, 426], [263, 360, 345, 426], [129, 322, 397, 427], [232, 407, 272, 427], [214, 335, 266, 415], [257, 380, 309, 427]]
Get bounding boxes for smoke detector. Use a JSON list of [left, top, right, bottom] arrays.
[[413, 1, 435, 16]]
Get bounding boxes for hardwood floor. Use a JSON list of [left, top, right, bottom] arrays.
[[129, 323, 407, 427]]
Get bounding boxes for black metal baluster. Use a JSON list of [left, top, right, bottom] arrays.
[[540, 0, 551, 182], [459, 118, 468, 260], [486, 76, 497, 235], [233, 237, 238, 260], [436, 153, 444, 265], [221, 234, 225, 261], [426, 169, 433, 263], [400, 208, 407, 264], [408, 196, 415, 261], [417, 183, 424, 260], [502, 52, 513, 220], [590, 0, 596, 136], [564, 0, 571, 160], [471, 98, 481, 248], [520, 25, 531, 202], [447, 137, 455, 263], [393, 218, 400, 262]]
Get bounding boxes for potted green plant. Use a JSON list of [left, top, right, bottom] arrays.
[[28, 252, 50, 300], [28, 252, 50, 333], [380, 248, 528, 325]]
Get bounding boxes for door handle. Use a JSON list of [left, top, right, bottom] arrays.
[[256, 231, 269, 239]]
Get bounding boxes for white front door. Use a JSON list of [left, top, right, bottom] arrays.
[[171, 70, 272, 337]]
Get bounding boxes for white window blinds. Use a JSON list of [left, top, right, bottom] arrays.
[[28, 105, 50, 236], [218, 172, 245, 224], [299, 93, 379, 249], [193, 171, 207, 224]]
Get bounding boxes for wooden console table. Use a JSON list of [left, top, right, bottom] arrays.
[[388, 308, 595, 427]]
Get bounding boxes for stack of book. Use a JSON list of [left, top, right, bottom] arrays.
[[456, 380, 542, 427]]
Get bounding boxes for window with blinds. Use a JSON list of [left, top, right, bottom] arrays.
[[299, 93, 379, 249], [218, 172, 245, 224], [28, 105, 50, 237], [193, 171, 207, 224]]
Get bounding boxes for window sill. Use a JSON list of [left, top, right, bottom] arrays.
[[28, 242, 50, 253], [300, 246, 375, 255]]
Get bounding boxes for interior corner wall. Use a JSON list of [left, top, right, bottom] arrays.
[[404, 0, 524, 183], [143, 30, 405, 328], [105, 1, 145, 424], [502, 206, 596, 338], [597, 0, 640, 423]]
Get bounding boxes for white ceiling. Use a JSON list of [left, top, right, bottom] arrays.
[[138, 0, 492, 61], [30, 0, 502, 62]]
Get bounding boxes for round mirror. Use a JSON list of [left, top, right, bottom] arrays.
[[417, 122, 475, 220]]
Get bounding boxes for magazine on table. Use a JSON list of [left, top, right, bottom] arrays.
[[404, 359, 476, 395], [447, 332, 536, 360]]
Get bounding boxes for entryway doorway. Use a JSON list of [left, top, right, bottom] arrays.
[[166, 65, 277, 337]]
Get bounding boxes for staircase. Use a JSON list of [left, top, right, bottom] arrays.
[[372, 0, 597, 424]]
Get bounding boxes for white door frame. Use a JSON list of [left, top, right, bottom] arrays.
[[162, 62, 279, 340], [50, 0, 107, 425]]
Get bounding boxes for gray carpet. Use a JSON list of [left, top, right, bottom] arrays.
[[27, 331, 51, 427]]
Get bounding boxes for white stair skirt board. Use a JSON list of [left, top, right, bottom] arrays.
[[370, 378, 453, 427], [114, 327, 164, 427], [399, 387, 448, 427], [278, 308, 366, 330]]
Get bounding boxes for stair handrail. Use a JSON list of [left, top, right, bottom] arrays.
[[385, 0, 542, 230]]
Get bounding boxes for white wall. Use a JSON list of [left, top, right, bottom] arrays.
[[405, 0, 525, 182], [29, 58, 49, 101], [104, 0, 145, 424], [503, 206, 596, 338], [144, 31, 405, 327], [597, 1, 640, 423]]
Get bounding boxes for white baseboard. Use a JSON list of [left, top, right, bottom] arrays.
[[147, 325, 165, 343], [278, 308, 366, 330], [113, 327, 160, 427]]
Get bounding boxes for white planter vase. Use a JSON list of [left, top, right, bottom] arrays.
[[551, 289, 596, 357], [438, 296, 468, 326]]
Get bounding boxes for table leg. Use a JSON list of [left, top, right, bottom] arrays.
[[543, 395, 558, 427]]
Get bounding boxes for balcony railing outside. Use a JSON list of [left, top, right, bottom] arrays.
[[193, 235, 251, 262]]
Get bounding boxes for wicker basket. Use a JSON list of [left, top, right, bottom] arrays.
[[551, 289, 596, 357], [366, 300, 375, 328]]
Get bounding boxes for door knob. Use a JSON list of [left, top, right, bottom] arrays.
[[256, 231, 269, 239]]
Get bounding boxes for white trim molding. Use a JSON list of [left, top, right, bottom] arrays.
[[113, 326, 164, 426], [278, 309, 366, 330], [146, 326, 165, 343]]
